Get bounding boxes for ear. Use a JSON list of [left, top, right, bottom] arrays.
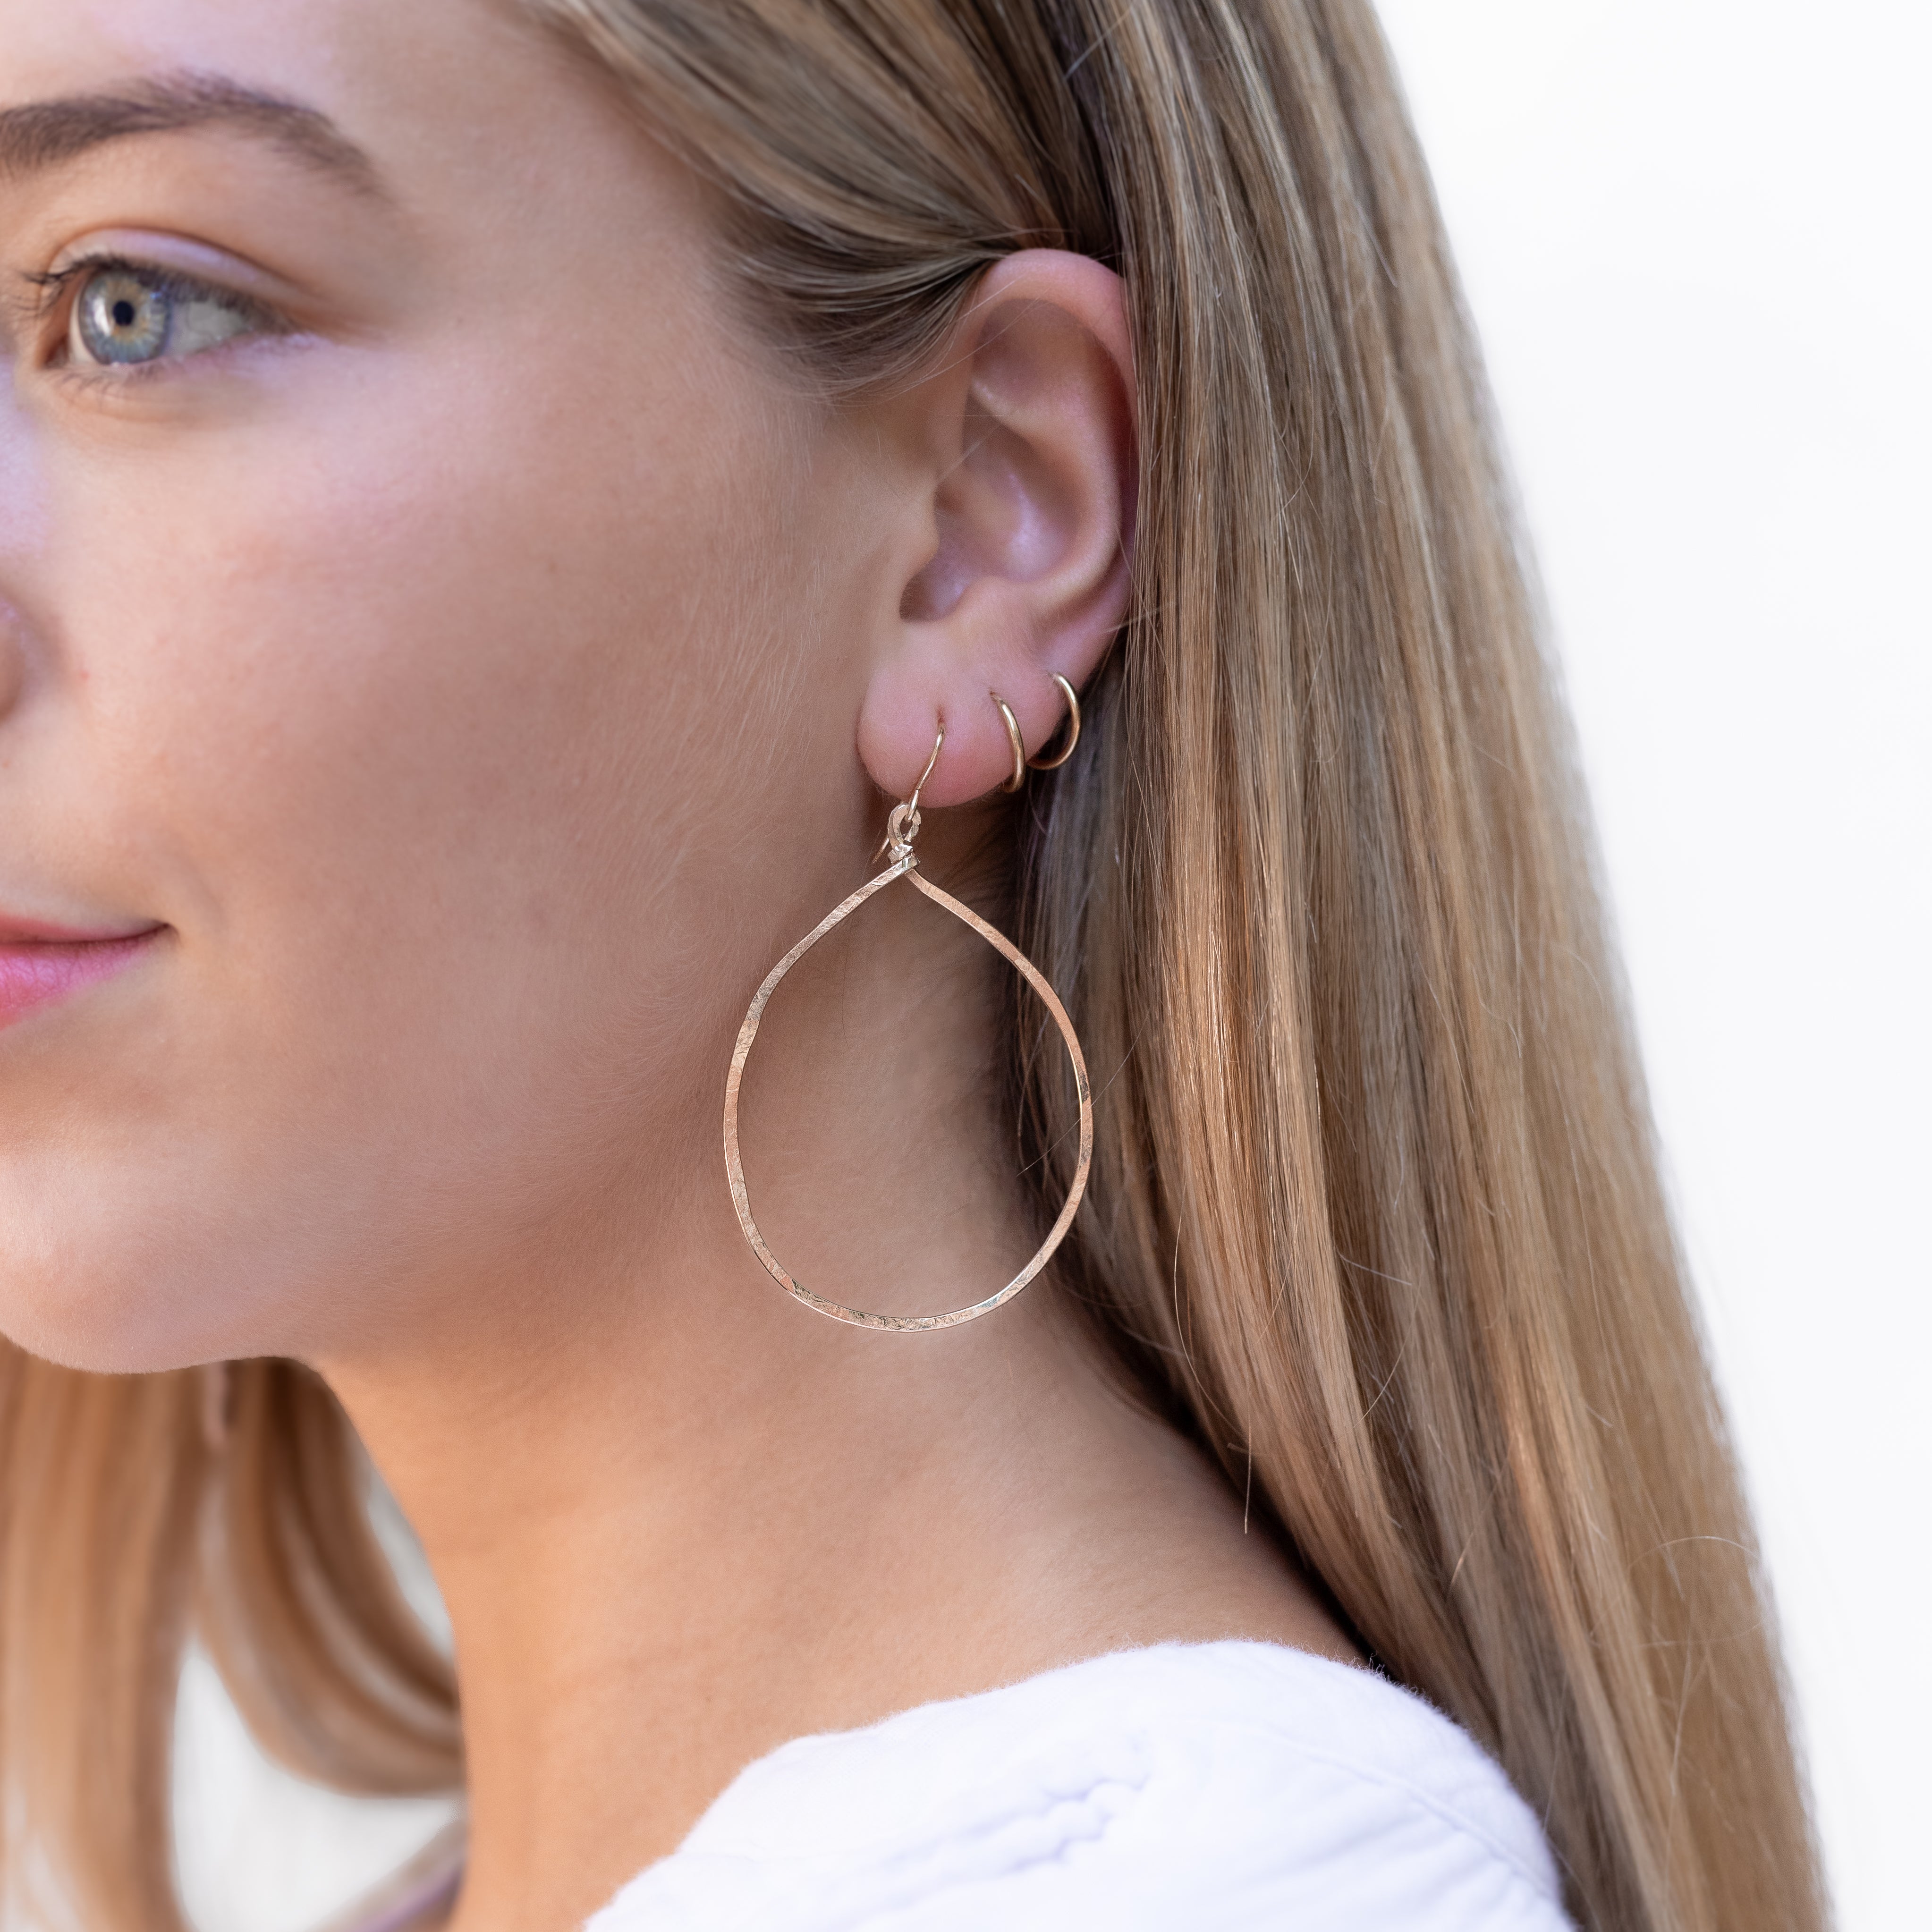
[[856, 251, 1136, 808]]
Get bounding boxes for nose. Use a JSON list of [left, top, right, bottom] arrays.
[[0, 605, 22, 720], [0, 388, 41, 722]]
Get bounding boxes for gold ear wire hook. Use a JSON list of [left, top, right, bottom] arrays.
[[907, 728, 943, 814], [874, 727, 945, 864]]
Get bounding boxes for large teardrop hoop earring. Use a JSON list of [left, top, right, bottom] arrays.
[[722, 703, 1093, 1332]]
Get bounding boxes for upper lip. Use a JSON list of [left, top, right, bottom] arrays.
[[0, 913, 163, 946]]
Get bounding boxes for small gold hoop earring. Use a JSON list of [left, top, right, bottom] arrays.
[[1029, 674, 1081, 771], [990, 693, 1026, 793], [722, 727, 1093, 1332]]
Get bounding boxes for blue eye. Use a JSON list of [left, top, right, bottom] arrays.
[[70, 264, 262, 368]]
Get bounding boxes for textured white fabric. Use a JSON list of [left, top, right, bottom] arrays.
[[586, 1641, 1574, 1931]]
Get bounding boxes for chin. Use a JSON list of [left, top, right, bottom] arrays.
[[0, 1265, 207, 1378], [0, 1185, 282, 1377]]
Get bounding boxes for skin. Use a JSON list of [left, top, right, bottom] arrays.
[[0, 3, 1353, 1927]]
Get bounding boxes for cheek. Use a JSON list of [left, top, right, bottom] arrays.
[[0, 343, 797, 1371], [92, 343, 744, 844]]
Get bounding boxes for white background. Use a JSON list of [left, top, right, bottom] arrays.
[[1375, 4, 1932, 1928], [174, 5, 1930, 1929]]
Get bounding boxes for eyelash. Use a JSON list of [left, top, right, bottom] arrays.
[[20, 253, 281, 373]]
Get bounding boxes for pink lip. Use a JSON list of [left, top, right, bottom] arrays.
[[0, 925, 161, 1030]]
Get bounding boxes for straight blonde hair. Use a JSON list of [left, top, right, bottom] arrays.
[[0, 4, 1827, 1929]]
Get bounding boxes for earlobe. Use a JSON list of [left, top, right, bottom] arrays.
[[858, 252, 1135, 809]]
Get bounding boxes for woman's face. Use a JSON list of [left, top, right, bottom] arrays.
[[0, 0, 890, 1370]]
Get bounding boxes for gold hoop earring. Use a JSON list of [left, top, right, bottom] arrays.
[[1029, 674, 1081, 771], [722, 728, 1093, 1332], [990, 693, 1026, 792]]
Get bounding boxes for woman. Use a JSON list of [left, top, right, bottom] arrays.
[[0, 2, 1826, 1929]]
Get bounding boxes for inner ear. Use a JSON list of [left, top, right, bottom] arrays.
[[859, 256, 1133, 808], [899, 311, 1087, 622]]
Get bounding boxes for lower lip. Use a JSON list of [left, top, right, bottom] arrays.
[[0, 934, 156, 1031]]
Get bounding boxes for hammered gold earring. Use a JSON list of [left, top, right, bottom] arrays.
[[722, 697, 1093, 1332]]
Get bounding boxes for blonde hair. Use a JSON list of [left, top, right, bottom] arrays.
[[0, 4, 1826, 1929]]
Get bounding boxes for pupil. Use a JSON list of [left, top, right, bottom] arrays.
[[112, 300, 138, 329]]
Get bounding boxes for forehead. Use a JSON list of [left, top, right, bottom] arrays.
[[0, 0, 553, 168], [0, 0, 720, 287], [3, 0, 402, 91]]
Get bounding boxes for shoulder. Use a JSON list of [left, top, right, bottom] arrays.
[[589, 1642, 1574, 1932]]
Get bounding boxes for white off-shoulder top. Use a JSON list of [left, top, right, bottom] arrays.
[[585, 1640, 1573, 1932]]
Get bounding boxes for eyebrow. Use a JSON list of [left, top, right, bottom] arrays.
[[0, 71, 384, 195]]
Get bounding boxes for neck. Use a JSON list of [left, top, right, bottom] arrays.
[[316, 827, 1345, 1932], [328, 1243, 1274, 1930]]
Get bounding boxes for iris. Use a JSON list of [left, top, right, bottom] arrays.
[[76, 270, 173, 364]]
